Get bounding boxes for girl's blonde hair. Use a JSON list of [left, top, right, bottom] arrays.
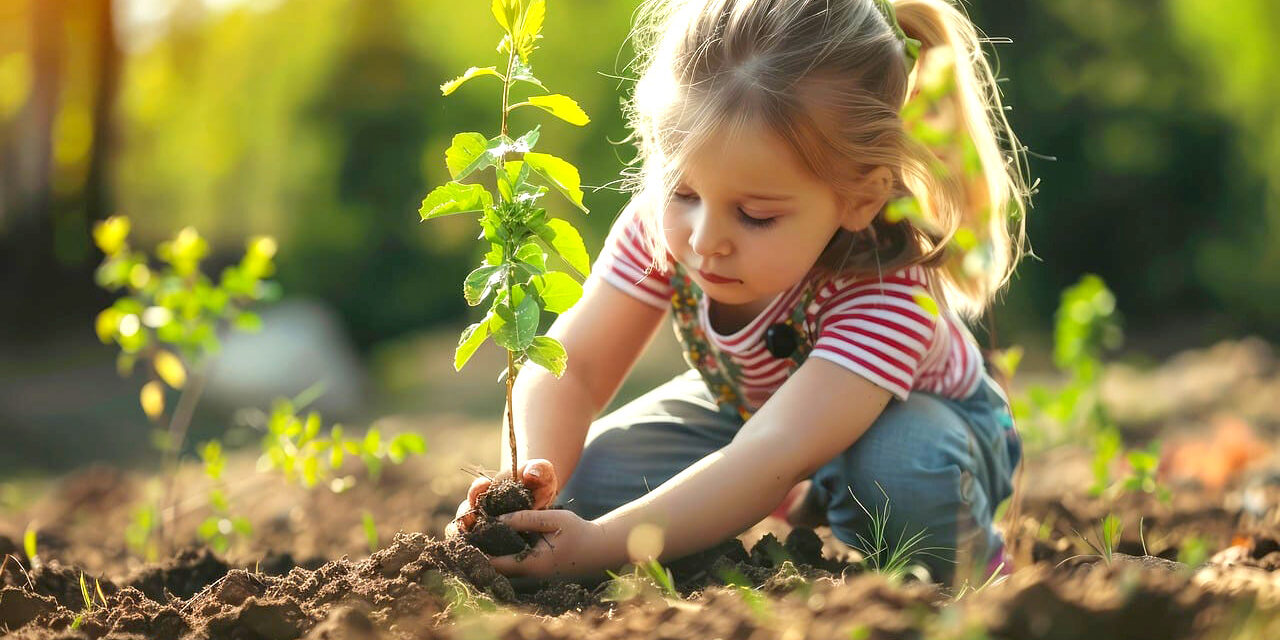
[[618, 0, 1033, 320]]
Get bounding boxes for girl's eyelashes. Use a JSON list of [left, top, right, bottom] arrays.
[[672, 192, 778, 229]]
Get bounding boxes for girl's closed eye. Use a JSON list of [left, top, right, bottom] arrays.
[[672, 192, 778, 229]]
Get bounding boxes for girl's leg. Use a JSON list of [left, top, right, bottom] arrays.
[[555, 370, 741, 520], [806, 374, 1020, 587]]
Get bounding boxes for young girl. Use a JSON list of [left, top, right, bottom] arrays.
[[448, 0, 1029, 587]]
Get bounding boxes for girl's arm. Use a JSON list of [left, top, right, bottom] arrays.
[[501, 274, 668, 492], [585, 357, 892, 567]]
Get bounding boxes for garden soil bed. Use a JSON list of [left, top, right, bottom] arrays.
[[2, 338, 1279, 638]]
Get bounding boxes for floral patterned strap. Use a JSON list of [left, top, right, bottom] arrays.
[[667, 263, 823, 421]]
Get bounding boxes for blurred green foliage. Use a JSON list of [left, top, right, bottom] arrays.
[[1, 0, 1277, 350]]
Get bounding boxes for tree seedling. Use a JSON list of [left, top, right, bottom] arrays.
[[422, 0, 591, 555], [93, 216, 279, 554]]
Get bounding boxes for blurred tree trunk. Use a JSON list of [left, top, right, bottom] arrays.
[[0, 0, 119, 341]]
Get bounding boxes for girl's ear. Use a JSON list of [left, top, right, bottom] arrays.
[[838, 166, 894, 232]]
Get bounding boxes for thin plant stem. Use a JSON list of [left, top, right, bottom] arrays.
[[160, 368, 208, 552], [498, 43, 519, 480]]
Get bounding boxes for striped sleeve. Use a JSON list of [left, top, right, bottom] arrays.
[[592, 205, 673, 309], [808, 267, 939, 401]]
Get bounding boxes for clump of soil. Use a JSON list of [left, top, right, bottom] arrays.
[[462, 478, 540, 557]]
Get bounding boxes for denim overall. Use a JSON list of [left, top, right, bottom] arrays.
[[557, 264, 1022, 584]]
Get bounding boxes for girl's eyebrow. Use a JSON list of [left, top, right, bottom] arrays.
[[676, 180, 795, 201]]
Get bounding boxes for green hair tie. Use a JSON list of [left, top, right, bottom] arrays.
[[872, 0, 922, 71]]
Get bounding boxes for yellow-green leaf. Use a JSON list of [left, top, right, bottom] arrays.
[[523, 152, 587, 212], [534, 218, 591, 277], [153, 350, 187, 390], [526, 335, 567, 377], [521, 94, 589, 126], [491, 0, 517, 33], [92, 216, 130, 255], [913, 290, 940, 317], [445, 133, 501, 181], [440, 66, 503, 96], [140, 381, 165, 420], [454, 315, 491, 371], [419, 182, 493, 220], [532, 271, 583, 313], [515, 0, 545, 62], [95, 308, 120, 343]]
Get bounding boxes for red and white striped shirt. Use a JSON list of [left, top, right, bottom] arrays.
[[594, 209, 984, 405]]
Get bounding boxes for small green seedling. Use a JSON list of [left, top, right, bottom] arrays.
[[1062, 513, 1124, 568], [196, 440, 252, 553], [846, 484, 943, 581], [1176, 535, 1210, 570], [715, 565, 774, 623], [362, 511, 379, 554], [255, 397, 426, 489], [1121, 442, 1172, 503], [422, 0, 591, 478], [602, 560, 679, 602], [1013, 274, 1123, 452], [22, 523, 37, 568], [70, 571, 109, 630]]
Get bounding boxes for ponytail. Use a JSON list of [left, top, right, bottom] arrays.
[[894, 0, 1032, 320]]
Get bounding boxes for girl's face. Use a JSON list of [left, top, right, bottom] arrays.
[[663, 123, 851, 312]]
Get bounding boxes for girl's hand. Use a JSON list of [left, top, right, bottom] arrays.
[[444, 458, 559, 538], [487, 509, 607, 579]]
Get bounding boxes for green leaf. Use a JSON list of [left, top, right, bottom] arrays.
[[534, 218, 591, 277], [23, 525, 37, 560], [515, 241, 547, 273], [362, 511, 378, 553], [493, 288, 540, 351], [440, 67, 504, 96], [510, 57, 547, 91], [912, 290, 939, 317], [484, 243, 504, 267], [518, 94, 589, 126], [526, 336, 567, 377], [364, 428, 382, 454], [92, 216, 130, 255], [448, 134, 506, 181], [234, 311, 262, 332], [444, 132, 488, 179], [532, 271, 583, 313], [491, 0, 517, 33], [523, 152, 588, 212], [420, 182, 493, 220], [498, 159, 532, 202], [515, 0, 545, 62], [393, 432, 426, 454], [454, 315, 492, 371], [464, 264, 505, 306]]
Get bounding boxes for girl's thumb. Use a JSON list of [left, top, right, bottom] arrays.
[[523, 458, 552, 483]]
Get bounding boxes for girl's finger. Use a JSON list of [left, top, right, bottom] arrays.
[[488, 538, 550, 576], [498, 510, 565, 534], [467, 477, 491, 506]]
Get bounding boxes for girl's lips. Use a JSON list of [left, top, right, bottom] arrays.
[[698, 269, 740, 284]]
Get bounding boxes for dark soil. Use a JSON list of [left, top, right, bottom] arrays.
[[0, 526, 857, 639], [462, 478, 539, 557], [2, 338, 1279, 638]]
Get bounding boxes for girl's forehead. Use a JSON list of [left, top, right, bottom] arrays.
[[677, 123, 817, 192]]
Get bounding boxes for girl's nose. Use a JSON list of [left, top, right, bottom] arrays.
[[688, 206, 731, 257]]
